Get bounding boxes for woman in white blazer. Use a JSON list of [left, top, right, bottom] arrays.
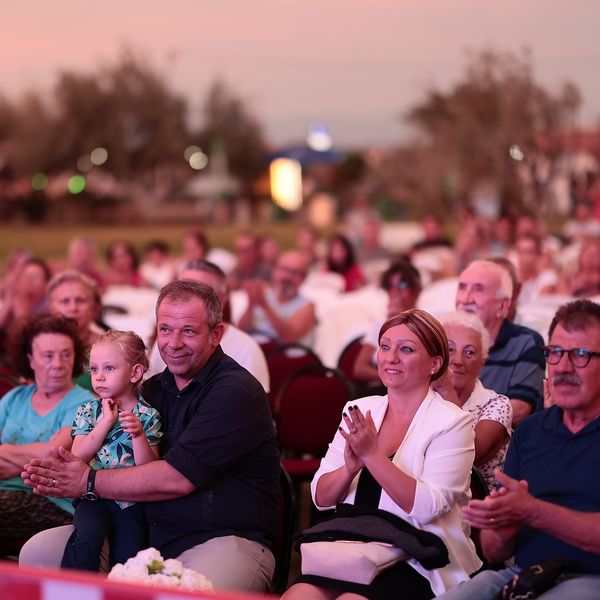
[[283, 309, 481, 600]]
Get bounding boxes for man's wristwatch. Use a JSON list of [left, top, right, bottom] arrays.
[[81, 468, 99, 501]]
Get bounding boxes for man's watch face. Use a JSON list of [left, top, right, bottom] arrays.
[[81, 491, 98, 501]]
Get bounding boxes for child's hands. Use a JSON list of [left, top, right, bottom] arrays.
[[100, 398, 119, 426], [119, 410, 143, 438]]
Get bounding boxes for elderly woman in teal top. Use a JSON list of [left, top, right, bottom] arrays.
[[0, 313, 92, 543]]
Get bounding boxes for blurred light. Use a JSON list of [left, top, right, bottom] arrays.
[[31, 172, 48, 191], [77, 154, 93, 172], [308, 192, 336, 228], [68, 175, 86, 194], [307, 122, 332, 152], [270, 158, 302, 211], [184, 145, 202, 162], [509, 145, 524, 161], [90, 147, 108, 166], [189, 151, 208, 170]]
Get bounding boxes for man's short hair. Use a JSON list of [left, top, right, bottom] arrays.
[[157, 280, 223, 330], [548, 299, 600, 340]]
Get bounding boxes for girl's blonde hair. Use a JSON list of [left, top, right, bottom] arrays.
[[92, 330, 148, 391]]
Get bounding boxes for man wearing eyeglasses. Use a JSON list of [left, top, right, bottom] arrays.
[[238, 250, 317, 346], [436, 298, 600, 599]]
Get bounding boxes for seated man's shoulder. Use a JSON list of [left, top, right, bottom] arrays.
[[514, 405, 559, 436], [212, 354, 265, 394], [504, 320, 544, 343], [495, 321, 544, 355]]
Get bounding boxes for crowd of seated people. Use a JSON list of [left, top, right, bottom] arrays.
[[0, 206, 598, 598]]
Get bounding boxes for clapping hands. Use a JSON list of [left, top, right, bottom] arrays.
[[339, 405, 378, 473]]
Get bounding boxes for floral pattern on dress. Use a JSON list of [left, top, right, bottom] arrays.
[[462, 380, 512, 491], [71, 395, 162, 509]]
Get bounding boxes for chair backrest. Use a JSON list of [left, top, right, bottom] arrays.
[[336, 335, 365, 389], [277, 365, 355, 456], [270, 463, 296, 595], [266, 343, 323, 416], [469, 466, 489, 562]]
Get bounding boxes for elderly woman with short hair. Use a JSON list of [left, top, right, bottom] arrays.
[[434, 311, 512, 491], [0, 313, 93, 543], [47, 270, 105, 350]]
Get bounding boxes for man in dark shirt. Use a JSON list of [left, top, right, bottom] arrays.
[[23, 280, 280, 592], [436, 299, 600, 599]]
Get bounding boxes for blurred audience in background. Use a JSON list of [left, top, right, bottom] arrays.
[[514, 233, 559, 305], [228, 231, 271, 290], [258, 234, 280, 281], [66, 237, 105, 290], [0, 256, 51, 333], [295, 224, 322, 272], [140, 240, 176, 289], [353, 257, 422, 393], [238, 250, 316, 346], [47, 271, 105, 351], [177, 228, 209, 273], [324, 233, 366, 293], [104, 241, 142, 287]]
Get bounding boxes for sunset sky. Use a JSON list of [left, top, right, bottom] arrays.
[[3, 0, 599, 147]]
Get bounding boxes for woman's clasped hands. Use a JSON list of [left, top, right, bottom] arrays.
[[339, 405, 378, 473]]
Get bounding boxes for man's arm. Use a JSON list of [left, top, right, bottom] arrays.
[[23, 446, 195, 501], [464, 470, 600, 563], [95, 459, 193, 500]]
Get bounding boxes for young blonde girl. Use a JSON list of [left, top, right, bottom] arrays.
[[61, 330, 162, 571]]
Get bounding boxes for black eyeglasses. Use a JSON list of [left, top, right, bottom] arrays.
[[543, 345, 600, 368]]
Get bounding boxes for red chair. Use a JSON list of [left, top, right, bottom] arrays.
[[277, 365, 356, 482], [266, 343, 322, 417], [336, 335, 364, 394], [248, 330, 281, 357], [270, 464, 296, 595]]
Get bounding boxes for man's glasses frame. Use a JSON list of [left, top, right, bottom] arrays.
[[542, 345, 600, 368]]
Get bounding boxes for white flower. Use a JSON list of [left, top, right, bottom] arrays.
[[107, 548, 213, 592], [180, 569, 212, 590], [162, 558, 183, 577], [151, 573, 180, 587], [108, 562, 150, 582], [131, 547, 163, 564]]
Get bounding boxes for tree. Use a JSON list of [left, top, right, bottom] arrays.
[[196, 79, 268, 190], [49, 50, 191, 178], [405, 48, 581, 214]]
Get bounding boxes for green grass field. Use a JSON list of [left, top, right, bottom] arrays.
[[0, 222, 306, 265]]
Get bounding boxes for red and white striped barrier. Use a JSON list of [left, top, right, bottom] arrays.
[[0, 561, 271, 600]]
